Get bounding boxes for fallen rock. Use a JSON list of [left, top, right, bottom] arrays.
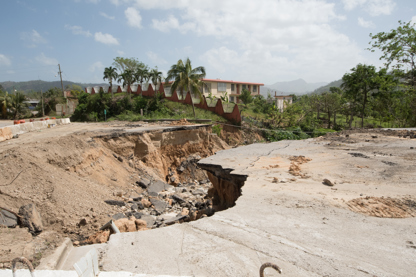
[[150, 199, 168, 214], [141, 198, 152, 208], [114, 218, 137, 232], [18, 204, 43, 235], [0, 209, 18, 228], [323, 178, 334, 187], [172, 194, 186, 204], [135, 219, 148, 230], [117, 156, 123, 162], [140, 215, 155, 227], [148, 180, 170, 194], [104, 200, 125, 206], [181, 208, 189, 216], [83, 230, 110, 244], [137, 178, 150, 189], [112, 213, 127, 220]]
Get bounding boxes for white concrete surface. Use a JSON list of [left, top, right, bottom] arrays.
[[66, 136, 416, 277], [0, 270, 189, 277]]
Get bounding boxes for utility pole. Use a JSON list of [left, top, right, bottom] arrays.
[[58, 64, 68, 116], [41, 89, 45, 117]]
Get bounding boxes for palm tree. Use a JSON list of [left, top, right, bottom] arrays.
[[103, 66, 118, 97], [0, 90, 9, 118], [149, 68, 164, 96], [9, 92, 29, 119], [165, 58, 206, 118], [117, 69, 136, 101], [135, 67, 149, 96]]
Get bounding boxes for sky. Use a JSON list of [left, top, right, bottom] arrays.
[[0, 0, 415, 87]]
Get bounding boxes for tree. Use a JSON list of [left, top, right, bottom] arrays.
[[103, 66, 118, 97], [320, 91, 342, 129], [149, 68, 164, 96], [0, 89, 9, 118], [239, 88, 253, 106], [368, 20, 416, 89], [112, 57, 147, 73], [342, 64, 394, 128], [165, 58, 206, 118], [9, 92, 29, 119], [135, 67, 149, 96], [117, 69, 136, 101]]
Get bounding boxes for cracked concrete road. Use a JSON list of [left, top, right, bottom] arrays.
[[89, 133, 415, 276]]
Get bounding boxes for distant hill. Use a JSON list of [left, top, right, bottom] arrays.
[[0, 80, 107, 93], [260, 78, 328, 97], [310, 79, 343, 95]]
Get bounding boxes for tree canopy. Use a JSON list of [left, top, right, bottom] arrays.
[[112, 57, 147, 73]]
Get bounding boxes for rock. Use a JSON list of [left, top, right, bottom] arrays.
[[177, 166, 185, 172], [135, 219, 147, 230], [83, 230, 110, 244], [136, 202, 144, 210], [150, 199, 168, 214], [78, 218, 87, 227], [170, 176, 176, 182], [73, 241, 80, 246], [112, 153, 118, 159], [141, 199, 152, 208], [111, 213, 127, 220], [132, 196, 143, 202], [18, 204, 43, 234], [148, 180, 170, 194], [104, 200, 125, 206], [181, 208, 189, 216], [115, 191, 123, 197], [114, 218, 137, 232], [148, 191, 159, 197], [140, 215, 155, 227], [130, 212, 143, 219], [0, 209, 18, 228], [172, 194, 186, 204], [131, 203, 138, 211], [411, 147, 414, 149], [199, 179, 208, 185], [164, 215, 187, 225], [137, 178, 150, 189], [117, 156, 123, 162], [323, 178, 334, 187], [192, 189, 205, 196]]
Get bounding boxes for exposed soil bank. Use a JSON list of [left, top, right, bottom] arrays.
[[0, 123, 231, 267]]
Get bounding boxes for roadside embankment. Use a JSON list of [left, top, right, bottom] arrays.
[[0, 118, 71, 142]]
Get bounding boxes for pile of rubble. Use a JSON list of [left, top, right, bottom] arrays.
[[80, 177, 214, 245]]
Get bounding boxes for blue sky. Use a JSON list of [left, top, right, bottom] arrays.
[[0, 0, 415, 86]]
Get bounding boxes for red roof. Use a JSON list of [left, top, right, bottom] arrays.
[[164, 78, 264, 86]]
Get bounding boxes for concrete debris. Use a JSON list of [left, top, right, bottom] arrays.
[[104, 200, 125, 207], [18, 203, 43, 235]]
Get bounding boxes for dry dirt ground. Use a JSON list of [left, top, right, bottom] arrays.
[[0, 120, 238, 268]]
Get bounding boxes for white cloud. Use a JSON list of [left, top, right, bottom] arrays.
[[146, 51, 167, 65], [94, 32, 120, 45], [342, 0, 396, 16], [100, 12, 115, 20], [20, 30, 47, 47], [134, 0, 364, 82], [35, 53, 58, 65], [0, 54, 11, 66], [125, 7, 142, 29], [89, 61, 104, 72], [358, 17, 375, 28], [65, 25, 92, 37], [117, 50, 125, 55], [152, 15, 195, 33]]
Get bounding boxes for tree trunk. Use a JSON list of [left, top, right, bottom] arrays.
[[361, 91, 367, 128], [110, 81, 113, 98], [327, 111, 331, 129], [349, 105, 353, 129], [190, 93, 196, 119], [333, 111, 336, 128]]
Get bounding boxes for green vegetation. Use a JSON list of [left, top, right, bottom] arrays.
[[71, 91, 226, 122]]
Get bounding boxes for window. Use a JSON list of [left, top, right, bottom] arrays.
[[231, 84, 235, 91], [218, 82, 226, 92], [204, 83, 211, 93], [253, 85, 257, 92], [242, 84, 247, 90]]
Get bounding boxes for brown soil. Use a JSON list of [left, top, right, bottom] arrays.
[[219, 124, 264, 146], [0, 123, 230, 268], [347, 197, 416, 218]]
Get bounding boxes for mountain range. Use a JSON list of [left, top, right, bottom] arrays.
[[0, 80, 107, 93], [260, 78, 328, 96]]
